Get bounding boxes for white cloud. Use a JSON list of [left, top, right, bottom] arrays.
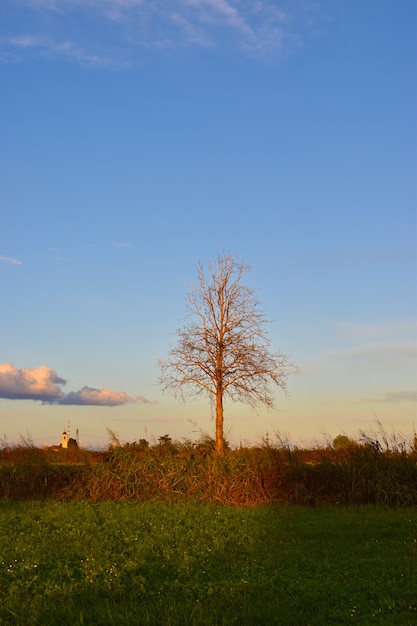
[[0, 255, 22, 265], [59, 386, 137, 405], [330, 343, 417, 369], [168, 12, 214, 48], [366, 390, 417, 404], [348, 343, 416, 359], [136, 395, 152, 404], [327, 319, 417, 343], [111, 241, 131, 248], [0, 0, 319, 65], [183, 0, 253, 36], [0, 363, 66, 401], [1, 34, 107, 66], [0, 363, 149, 406]]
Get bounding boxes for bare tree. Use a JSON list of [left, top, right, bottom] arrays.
[[159, 253, 296, 454]]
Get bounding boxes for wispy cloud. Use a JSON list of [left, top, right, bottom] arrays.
[[1, 34, 107, 66], [0, 1, 320, 65], [327, 319, 417, 343], [136, 395, 152, 404], [330, 343, 417, 369], [366, 390, 417, 404], [59, 386, 138, 406], [0, 255, 22, 266], [111, 241, 131, 249], [324, 318, 417, 375], [0, 363, 149, 406]]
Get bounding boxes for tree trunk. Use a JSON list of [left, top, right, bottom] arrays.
[[215, 388, 224, 454]]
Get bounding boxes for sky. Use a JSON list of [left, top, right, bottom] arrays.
[[0, 0, 416, 449]]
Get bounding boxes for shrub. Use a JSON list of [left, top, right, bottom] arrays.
[[1, 430, 416, 505]]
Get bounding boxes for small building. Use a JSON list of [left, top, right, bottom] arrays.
[[61, 431, 68, 449]]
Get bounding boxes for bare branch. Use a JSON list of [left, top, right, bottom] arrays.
[[159, 252, 297, 453]]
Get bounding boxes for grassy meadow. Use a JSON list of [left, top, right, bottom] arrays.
[[1, 500, 416, 625]]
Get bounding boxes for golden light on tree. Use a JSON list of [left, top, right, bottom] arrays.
[[159, 253, 297, 454]]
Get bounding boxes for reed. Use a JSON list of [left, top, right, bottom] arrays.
[[1, 427, 416, 505]]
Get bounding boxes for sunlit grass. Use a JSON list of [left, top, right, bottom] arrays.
[[1, 501, 416, 625], [1, 429, 416, 505], [0, 436, 417, 506]]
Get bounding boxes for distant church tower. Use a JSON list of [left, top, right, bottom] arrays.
[[61, 431, 68, 448]]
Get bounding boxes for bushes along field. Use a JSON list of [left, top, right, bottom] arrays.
[[1, 430, 416, 505]]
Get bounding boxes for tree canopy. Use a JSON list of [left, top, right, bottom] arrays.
[[159, 253, 296, 453]]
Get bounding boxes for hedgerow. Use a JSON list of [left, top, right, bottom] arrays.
[[1, 427, 416, 505]]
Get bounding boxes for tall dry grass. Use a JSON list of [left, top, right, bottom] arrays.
[[1, 427, 416, 505]]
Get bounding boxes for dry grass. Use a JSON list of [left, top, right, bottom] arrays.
[[1, 427, 416, 505]]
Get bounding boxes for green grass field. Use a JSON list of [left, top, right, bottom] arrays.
[[1, 501, 416, 625]]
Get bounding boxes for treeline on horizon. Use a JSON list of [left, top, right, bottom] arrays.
[[1, 424, 416, 506]]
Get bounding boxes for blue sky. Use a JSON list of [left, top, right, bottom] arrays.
[[1, 0, 416, 448]]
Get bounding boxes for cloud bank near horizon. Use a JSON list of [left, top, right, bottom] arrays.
[[0, 0, 318, 65], [0, 363, 148, 406]]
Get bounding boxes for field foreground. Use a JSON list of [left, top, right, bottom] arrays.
[[0, 501, 416, 625]]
